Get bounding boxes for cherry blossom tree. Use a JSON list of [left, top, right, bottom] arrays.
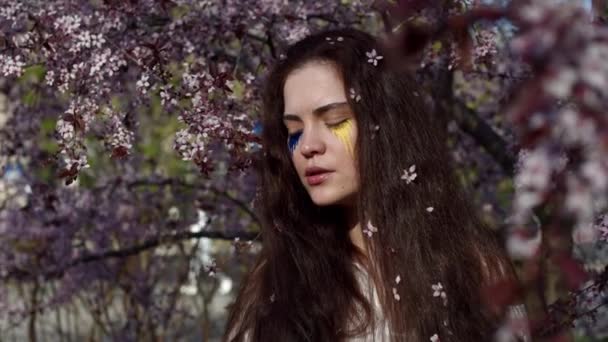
[[0, 0, 606, 340]]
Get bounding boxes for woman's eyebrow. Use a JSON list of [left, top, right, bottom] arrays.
[[283, 101, 349, 122]]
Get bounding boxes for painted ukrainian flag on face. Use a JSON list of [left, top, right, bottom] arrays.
[[287, 130, 303, 154], [287, 118, 355, 156], [328, 118, 355, 156]]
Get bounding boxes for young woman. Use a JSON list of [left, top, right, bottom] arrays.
[[224, 27, 529, 341]]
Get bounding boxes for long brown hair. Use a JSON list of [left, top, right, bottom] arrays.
[[224, 27, 515, 342]]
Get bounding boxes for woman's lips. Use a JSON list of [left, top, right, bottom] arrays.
[[306, 171, 333, 186]]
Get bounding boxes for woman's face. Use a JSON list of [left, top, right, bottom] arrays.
[[282, 61, 359, 207]]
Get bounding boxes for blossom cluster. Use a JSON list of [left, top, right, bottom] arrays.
[[103, 110, 136, 156], [432, 282, 447, 306], [400, 164, 417, 184], [507, 1, 608, 242], [0, 54, 25, 78], [363, 219, 378, 238], [173, 128, 207, 162]]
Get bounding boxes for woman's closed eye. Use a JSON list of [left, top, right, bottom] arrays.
[[287, 130, 303, 139], [287, 119, 348, 154], [286, 119, 349, 137], [327, 119, 349, 128]]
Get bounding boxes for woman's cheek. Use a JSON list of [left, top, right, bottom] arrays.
[[329, 119, 355, 156]]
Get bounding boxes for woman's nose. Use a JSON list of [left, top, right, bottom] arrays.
[[299, 129, 326, 158]]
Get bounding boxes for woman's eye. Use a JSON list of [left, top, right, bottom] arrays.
[[327, 119, 349, 128], [288, 131, 302, 138]]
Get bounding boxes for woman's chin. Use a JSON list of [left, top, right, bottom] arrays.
[[309, 191, 355, 208], [311, 199, 336, 207], [309, 191, 340, 207]]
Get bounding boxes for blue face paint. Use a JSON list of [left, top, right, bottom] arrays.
[[287, 131, 302, 154]]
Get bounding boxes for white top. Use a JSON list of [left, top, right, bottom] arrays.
[[230, 263, 531, 341], [350, 262, 531, 342], [348, 262, 391, 341]]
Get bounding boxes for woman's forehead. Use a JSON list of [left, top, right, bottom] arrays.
[[283, 62, 346, 117]]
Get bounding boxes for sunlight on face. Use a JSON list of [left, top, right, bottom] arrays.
[[283, 61, 359, 207]]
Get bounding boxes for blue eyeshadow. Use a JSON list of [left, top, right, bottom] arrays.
[[287, 131, 302, 154]]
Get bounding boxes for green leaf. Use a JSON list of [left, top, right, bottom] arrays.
[[33, 165, 53, 182], [40, 117, 57, 135], [432, 41, 443, 53], [19, 64, 46, 85], [39, 139, 59, 154], [496, 178, 514, 209], [170, 5, 190, 19], [141, 140, 160, 159], [78, 170, 96, 188], [110, 96, 125, 112], [229, 79, 245, 101], [22, 89, 40, 107]]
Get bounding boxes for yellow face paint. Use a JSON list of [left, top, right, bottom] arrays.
[[329, 118, 355, 156]]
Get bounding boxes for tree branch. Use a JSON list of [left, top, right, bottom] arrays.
[[538, 266, 608, 337], [42, 228, 260, 279], [452, 100, 517, 176], [122, 177, 261, 227]]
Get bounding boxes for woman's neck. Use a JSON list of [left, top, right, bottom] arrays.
[[343, 204, 367, 256], [349, 222, 367, 256]]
